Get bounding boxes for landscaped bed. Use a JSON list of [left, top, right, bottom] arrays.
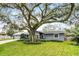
[[0, 40, 79, 56]]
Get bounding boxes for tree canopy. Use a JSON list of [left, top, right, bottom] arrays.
[[0, 3, 75, 43]]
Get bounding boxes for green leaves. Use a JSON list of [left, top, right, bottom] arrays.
[[66, 25, 79, 37]]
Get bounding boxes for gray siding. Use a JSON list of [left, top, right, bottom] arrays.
[[41, 33, 64, 41]]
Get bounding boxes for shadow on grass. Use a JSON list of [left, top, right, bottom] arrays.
[[16, 39, 63, 45], [41, 40, 63, 43], [24, 40, 42, 45], [24, 42, 42, 45], [69, 42, 79, 46], [17, 40, 23, 42]]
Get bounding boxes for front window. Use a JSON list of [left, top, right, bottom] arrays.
[[55, 34, 58, 38]]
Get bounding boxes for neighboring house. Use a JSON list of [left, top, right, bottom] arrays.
[[0, 32, 7, 36], [0, 32, 12, 39], [39, 31, 65, 41], [13, 30, 65, 41]]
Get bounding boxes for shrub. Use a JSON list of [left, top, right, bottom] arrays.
[[75, 36, 79, 44]]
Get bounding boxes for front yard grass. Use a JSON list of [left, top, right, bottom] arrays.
[[0, 40, 79, 56]]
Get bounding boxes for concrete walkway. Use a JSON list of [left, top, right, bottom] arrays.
[[0, 39, 19, 44]]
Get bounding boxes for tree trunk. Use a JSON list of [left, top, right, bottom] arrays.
[[29, 30, 37, 43]]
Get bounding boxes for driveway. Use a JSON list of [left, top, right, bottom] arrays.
[[0, 39, 19, 44]]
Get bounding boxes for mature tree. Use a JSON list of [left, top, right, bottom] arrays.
[[0, 3, 75, 43]]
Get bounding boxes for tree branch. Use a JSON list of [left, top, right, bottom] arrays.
[[15, 4, 28, 21], [22, 4, 30, 12], [31, 14, 39, 23], [31, 3, 41, 12], [63, 3, 75, 21], [38, 6, 44, 20]]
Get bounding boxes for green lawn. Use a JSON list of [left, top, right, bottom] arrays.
[[0, 40, 79, 56]]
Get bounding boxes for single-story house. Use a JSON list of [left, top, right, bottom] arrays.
[[39, 31, 65, 41], [13, 30, 65, 41]]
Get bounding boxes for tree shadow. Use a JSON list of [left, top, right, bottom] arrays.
[[23, 42, 42, 45], [69, 42, 79, 46], [41, 40, 63, 43], [17, 39, 63, 45]]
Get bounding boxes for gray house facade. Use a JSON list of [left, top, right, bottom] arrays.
[[39, 31, 65, 41]]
